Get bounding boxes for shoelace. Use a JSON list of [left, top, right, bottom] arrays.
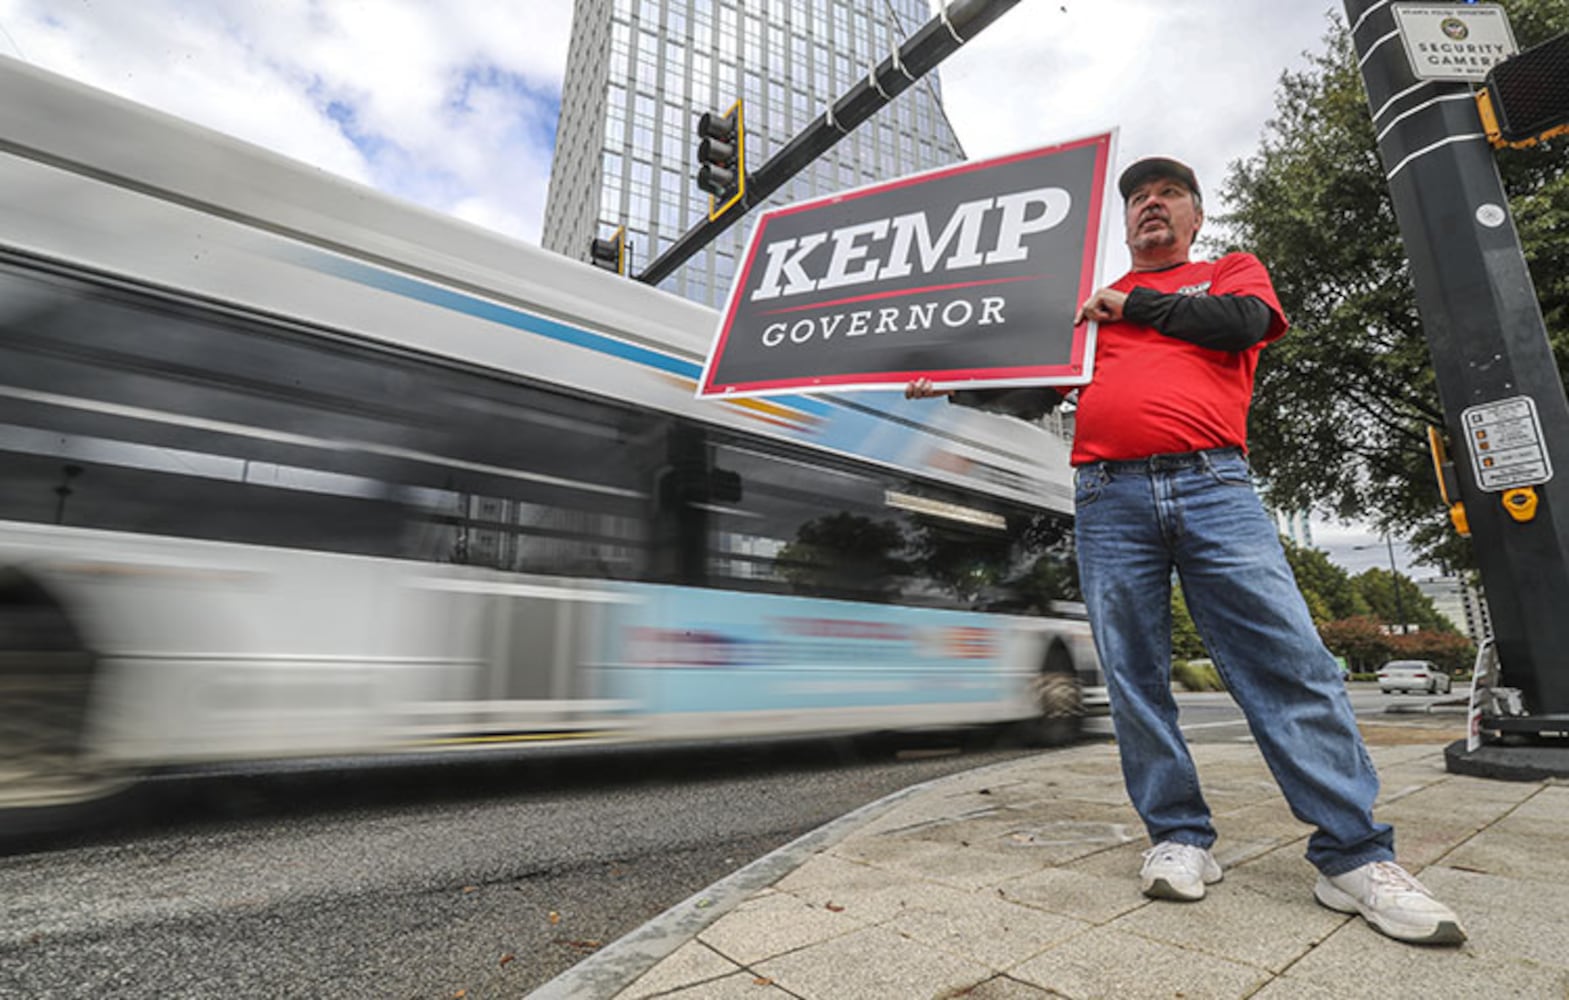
[[1142, 843, 1199, 866], [1365, 861, 1430, 896]]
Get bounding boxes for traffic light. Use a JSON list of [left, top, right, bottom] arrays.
[[695, 101, 746, 221], [588, 225, 626, 275], [1476, 31, 1569, 148]]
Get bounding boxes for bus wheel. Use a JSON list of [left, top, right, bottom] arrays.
[[1023, 645, 1084, 747], [0, 571, 125, 837]]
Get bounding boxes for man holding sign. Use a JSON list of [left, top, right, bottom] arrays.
[[909, 156, 1466, 946]]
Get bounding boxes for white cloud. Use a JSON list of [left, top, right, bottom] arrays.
[[1310, 517, 1431, 578], [933, 1, 1340, 274], [0, 0, 570, 242], [2, 0, 1345, 253]]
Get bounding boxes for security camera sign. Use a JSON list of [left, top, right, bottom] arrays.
[[696, 131, 1113, 399], [1392, 3, 1518, 82]]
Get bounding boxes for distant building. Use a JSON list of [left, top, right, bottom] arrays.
[[1273, 508, 1314, 548], [1416, 575, 1493, 642], [542, 0, 967, 307]]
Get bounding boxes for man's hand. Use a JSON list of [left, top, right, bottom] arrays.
[[904, 377, 953, 399], [1077, 287, 1128, 325]]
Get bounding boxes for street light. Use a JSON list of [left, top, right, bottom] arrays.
[[1354, 536, 1408, 634]]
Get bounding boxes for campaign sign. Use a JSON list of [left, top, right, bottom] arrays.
[[696, 131, 1112, 399]]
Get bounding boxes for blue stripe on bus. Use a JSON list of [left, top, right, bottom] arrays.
[[305, 252, 833, 418], [310, 254, 700, 377]]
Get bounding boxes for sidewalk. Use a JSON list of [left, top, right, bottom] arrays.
[[532, 709, 1569, 999]]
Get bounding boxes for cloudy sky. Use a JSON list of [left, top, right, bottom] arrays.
[[0, 0, 1418, 576]]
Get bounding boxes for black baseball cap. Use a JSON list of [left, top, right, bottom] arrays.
[[1118, 157, 1201, 203]]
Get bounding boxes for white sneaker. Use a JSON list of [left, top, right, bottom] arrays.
[[1140, 842, 1222, 901], [1314, 860, 1467, 945]]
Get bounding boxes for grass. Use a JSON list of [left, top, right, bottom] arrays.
[[1172, 658, 1226, 692]]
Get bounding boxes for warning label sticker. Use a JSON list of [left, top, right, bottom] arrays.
[[1461, 395, 1552, 491]]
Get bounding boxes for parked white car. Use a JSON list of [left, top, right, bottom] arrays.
[[1377, 659, 1452, 695]]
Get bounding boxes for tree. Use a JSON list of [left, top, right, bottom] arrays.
[[776, 512, 909, 600], [1280, 538, 1369, 621], [1389, 630, 1476, 676], [998, 512, 1082, 609], [1353, 566, 1452, 634], [1213, 1, 1569, 572], [1318, 616, 1396, 673], [1171, 586, 1205, 660]]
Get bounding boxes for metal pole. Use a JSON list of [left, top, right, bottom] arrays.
[[1386, 536, 1406, 635], [1343, 1, 1569, 728], [636, 0, 1023, 288]]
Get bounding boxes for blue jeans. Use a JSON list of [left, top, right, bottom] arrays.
[[1073, 447, 1394, 876]]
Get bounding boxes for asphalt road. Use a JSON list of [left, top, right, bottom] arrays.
[[1166, 682, 1469, 743], [0, 730, 1058, 999]]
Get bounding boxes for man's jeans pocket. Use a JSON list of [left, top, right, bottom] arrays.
[[1074, 465, 1110, 508], [1203, 452, 1252, 487]]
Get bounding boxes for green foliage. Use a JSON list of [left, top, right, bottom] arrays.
[[1389, 629, 1476, 675], [1171, 585, 1206, 660], [1173, 658, 1226, 692], [1280, 538, 1369, 621], [1353, 566, 1454, 633], [1006, 552, 1082, 610], [1317, 616, 1395, 673], [1315, 613, 1476, 674], [1212, 1, 1569, 572], [996, 512, 1082, 608], [776, 512, 909, 600]]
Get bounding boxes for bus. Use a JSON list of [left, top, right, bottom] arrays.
[[0, 56, 1103, 831]]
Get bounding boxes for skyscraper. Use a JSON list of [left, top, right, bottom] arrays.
[[542, 0, 967, 308]]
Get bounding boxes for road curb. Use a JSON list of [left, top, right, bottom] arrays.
[[526, 752, 1046, 999]]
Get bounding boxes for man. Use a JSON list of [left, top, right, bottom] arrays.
[[907, 157, 1465, 946]]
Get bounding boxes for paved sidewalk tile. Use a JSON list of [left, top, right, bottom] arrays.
[[615, 941, 745, 999], [997, 865, 1146, 925], [772, 854, 925, 925], [1445, 812, 1569, 884], [752, 924, 994, 999], [1008, 926, 1270, 999], [1110, 874, 1344, 973], [599, 728, 1569, 1000], [695, 888, 863, 966], [882, 885, 1088, 971], [1281, 917, 1569, 999], [631, 971, 799, 998], [1417, 866, 1569, 975]]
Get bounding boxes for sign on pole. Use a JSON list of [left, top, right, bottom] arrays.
[[696, 131, 1113, 399], [1391, 3, 1518, 82], [1461, 395, 1553, 491]]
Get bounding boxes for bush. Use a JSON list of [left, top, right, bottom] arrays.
[[1173, 658, 1226, 692]]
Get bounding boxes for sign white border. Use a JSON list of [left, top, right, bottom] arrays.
[[1461, 394, 1553, 491], [696, 127, 1120, 400], [1391, 3, 1518, 82]]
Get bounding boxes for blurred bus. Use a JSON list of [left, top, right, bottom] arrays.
[[0, 56, 1102, 831]]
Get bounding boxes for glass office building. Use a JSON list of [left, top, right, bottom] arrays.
[[541, 0, 967, 308]]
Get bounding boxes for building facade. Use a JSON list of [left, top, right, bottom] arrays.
[[1273, 508, 1315, 549], [542, 0, 967, 308], [1415, 575, 1494, 643]]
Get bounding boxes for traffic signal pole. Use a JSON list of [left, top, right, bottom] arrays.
[[1343, 1, 1569, 733], [636, 0, 1023, 288]]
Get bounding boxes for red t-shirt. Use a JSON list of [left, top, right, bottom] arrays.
[[1070, 253, 1289, 465]]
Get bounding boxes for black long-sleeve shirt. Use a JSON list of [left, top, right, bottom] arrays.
[[949, 288, 1273, 421]]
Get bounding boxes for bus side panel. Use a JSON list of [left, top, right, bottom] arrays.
[[0, 523, 479, 763], [599, 582, 1036, 739]]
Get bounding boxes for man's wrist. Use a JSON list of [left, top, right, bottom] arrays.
[[1122, 287, 1161, 325]]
